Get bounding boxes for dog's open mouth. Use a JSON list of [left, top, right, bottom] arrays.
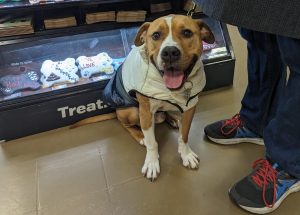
[[162, 68, 185, 90]]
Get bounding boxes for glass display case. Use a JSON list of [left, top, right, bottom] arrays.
[[0, 18, 232, 103], [0, 29, 126, 101], [0, 0, 235, 141]]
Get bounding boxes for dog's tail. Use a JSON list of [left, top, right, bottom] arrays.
[[70, 112, 117, 129]]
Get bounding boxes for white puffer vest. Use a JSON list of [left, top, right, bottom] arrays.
[[122, 45, 206, 112]]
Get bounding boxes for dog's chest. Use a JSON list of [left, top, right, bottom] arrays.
[[149, 98, 179, 112]]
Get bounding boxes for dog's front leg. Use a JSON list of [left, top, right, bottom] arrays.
[[178, 106, 199, 169], [136, 94, 160, 181]]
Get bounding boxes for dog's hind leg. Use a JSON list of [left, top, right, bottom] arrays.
[[116, 107, 144, 144], [123, 126, 145, 145]]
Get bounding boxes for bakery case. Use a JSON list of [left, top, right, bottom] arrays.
[[0, 0, 235, 141]]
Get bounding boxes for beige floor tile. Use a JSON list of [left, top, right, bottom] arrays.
[[0, 120, 119, 163], [38, 190, 112, 215], [23, 210, 37, 215], [38, 146, 107, 208], [100, 136, 145, 187], [0, 160, 37, 215], [109, 175, 245, 215]]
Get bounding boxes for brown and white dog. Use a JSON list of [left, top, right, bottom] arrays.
[[74, 15, 214, 181]]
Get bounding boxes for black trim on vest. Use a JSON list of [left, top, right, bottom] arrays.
[[128, 90, 184, 113]]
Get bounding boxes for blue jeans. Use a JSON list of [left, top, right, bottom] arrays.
[[239, 28, 300, 178]]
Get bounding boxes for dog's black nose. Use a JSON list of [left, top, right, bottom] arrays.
[[161, 46, 181, 62]]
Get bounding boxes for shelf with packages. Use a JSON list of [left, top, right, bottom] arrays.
[[0, 1, 151, 43]]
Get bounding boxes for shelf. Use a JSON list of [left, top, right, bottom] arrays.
[[0, 0, 138, 12], [0, 0, 152, 44], [0, 21, 142, 45]]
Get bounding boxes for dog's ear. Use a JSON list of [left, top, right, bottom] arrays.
[[134, 22, 151, 46], [195, 20, 215, 44]]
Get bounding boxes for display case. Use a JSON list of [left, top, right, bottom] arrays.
[[0, 30, 126, 101], [0, 0, 235, 141]]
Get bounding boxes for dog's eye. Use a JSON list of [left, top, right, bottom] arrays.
[[182, 29, 193, 38], [152, 32, 161, 41]]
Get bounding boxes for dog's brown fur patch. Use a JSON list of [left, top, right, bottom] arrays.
[[136, 93, 152, 130], [181, 106, 196, 143]]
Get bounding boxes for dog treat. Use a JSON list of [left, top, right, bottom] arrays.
[[203, 41, 218, 51], [0, 71, 40, 95], [112, 57, 126, 71], [40, 58, 79, 88], [76, 52, 115, 78]]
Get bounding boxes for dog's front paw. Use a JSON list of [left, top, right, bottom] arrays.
[[142, 151, 160, 181], [178, 142, 199, 169]]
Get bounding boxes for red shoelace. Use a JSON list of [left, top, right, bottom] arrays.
[[251, 159, 278, 208], [221, 114, 243, 135]]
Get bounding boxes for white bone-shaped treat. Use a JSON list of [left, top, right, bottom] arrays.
[[76, 52, 115, 78], [40, 58, 79, 88]]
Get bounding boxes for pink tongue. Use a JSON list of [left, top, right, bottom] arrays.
[[163, 70, 184, 89]]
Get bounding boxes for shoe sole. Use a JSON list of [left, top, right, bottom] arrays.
[[207, 135, 264, 145], [230, 181, 300, 214]]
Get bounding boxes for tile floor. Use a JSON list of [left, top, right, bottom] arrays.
[[1, 26, 300, 215]]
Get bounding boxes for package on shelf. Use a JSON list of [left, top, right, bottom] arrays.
[[0, 16, 34, 37], [150, 2, 172, 13], [44, 16, 77, 29], [86, 11, 116, 24], [116, 10, 147, 22]]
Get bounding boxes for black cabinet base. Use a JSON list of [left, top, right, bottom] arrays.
[[203, 59, 235, 91], [0, 89, 114, 141]]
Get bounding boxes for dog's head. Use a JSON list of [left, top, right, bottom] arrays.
[[134, 14, 214, 90]]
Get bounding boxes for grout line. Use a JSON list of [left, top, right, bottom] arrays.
[[98, 147, 114, 215], [36, 160, 41, 213], [107, 176, 143, 191]]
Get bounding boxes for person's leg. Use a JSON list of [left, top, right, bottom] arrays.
[[204, 28, 286, 144], [239, 28, 287, 136], [264, 35, 300, 178], [229, 36, 300, 214]]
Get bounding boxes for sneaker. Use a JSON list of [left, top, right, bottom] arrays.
[[229, 158, 300, 214], [204, 114, 264, 145]]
